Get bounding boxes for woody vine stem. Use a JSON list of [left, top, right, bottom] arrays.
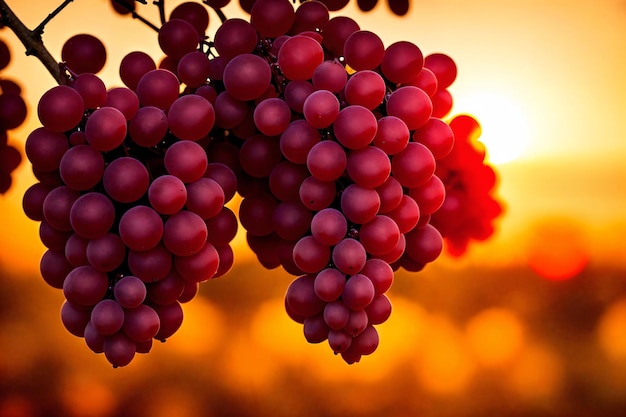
[[0, 0, 71, 84], [0, 0, 226, 85]]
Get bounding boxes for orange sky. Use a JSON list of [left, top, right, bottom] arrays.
[[1, 0, 625, 275]]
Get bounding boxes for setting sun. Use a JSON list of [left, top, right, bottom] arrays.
[[1, 0, 626, 416], [453, 91, 530, 164]]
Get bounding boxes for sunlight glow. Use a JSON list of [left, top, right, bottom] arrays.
[[465, 308, 526, 367], [454, 92, 530, 164], [597, 299, 626, 362], [526, 218, 590, 281]]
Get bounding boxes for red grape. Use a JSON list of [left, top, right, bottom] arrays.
[[148, 175, 187, 215], [69, 192, 116, 239], [62, 34, 107, 74], [333, 105, 378, 149], [253, 97, 291, 136], [118, 205, 164, 251], [314, 268, 346, 302], [310, 208, 347, 246], [277, 35, 324, 81], [424, 52, 457, 90], [136, 69, 180, 110], [303, 89, 340, 129], [213, 18, 258, 59], [343, 30, 385, 71], [170, 2, 210, 36], [177, 51, 211, 88], [158, 19, 199, 60], [312, 60, 347, 92], [168, 94, 215, 141], [346, 145, 391, 188], [127, 106, 167, 147], [280, 119, 321, 164], [37, 86, 84, 133], [120, 51, 156, 91], [223, 53, 272, 101], [85, 106, 127, 152], [306, 140, 347, 182], [164, 140, 208, 184], [321, 16, 359, 57], [72, 73, 107, 109], [380, 40, 423, 84], [250, 0, 296, 38], [386, 86, 432, 130]]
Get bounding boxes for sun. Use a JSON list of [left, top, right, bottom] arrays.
[[452, 91, 530, 164]]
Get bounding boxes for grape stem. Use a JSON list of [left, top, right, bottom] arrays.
[[153, 0, 166, 25], [202, 1, 227, 24], [112, 0, 160, 32], [33, 0, 74, 36], [0, 0, 70, 85]]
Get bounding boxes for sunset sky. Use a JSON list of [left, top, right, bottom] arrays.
[[1, 1, 626, 415], [2, 0, 625, 274]]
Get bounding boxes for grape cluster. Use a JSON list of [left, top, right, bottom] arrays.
[[192, 0, 459, 363], [21, 0, 502, 366], [431, 114, 504, 256], [240, 0, 410, 16], [21, 5, 237, 367], [0, 37, 26, 193]]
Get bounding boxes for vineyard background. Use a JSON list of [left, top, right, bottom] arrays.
[[1, 0, 626, 416]]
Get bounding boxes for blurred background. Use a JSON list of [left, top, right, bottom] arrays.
[[1, 0, 626, 416]]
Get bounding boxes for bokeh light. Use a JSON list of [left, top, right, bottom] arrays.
[[597, 298, 626, 362], [505, 343, 564, 401], [0, 0, 625, 416], [453, 91, 530, 164], [465, 307, 525, 367], [414, 314, 475, 394], [526, 217, 590, 280]]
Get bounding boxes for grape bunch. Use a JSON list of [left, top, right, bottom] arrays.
[[20, 0, 502, 367], [0, 37, 27, 193], [431, 114, 504, 256], [21, 5, 238, 367], [193, 0, 460, 363]]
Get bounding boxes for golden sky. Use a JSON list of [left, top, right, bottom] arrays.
[[1, 0, 625, 274], [2, 3, 626, 413]]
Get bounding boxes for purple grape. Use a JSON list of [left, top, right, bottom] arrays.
[[113, 275, 147, 309], [163, 210, 208, 256], [118, 205, 164, 251], [86, 233, 126, 272], [91, 299, 125, 336], [127, 243, 173, 282], [313, 267, 346, 302], [37, 85, 84, 132], [84, 106, 128, 152], [59, 144, 105, 191], [102, 157, 150, 203], [69, 192, 116, 240], [123, 304, 161, 343], [63, 265, 109, 307]]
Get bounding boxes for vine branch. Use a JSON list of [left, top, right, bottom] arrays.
[[112, 0, 160, 32], [203, 1, 227, 24], [153, 0, 165, 25], [0, 0, 69, 85], [33, 0, 74, 35]]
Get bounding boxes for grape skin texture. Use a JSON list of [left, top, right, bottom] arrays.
[[21, 0, 500, 367]]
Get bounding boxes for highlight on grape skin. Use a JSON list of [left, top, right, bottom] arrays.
[[17, 0, 503, 368]]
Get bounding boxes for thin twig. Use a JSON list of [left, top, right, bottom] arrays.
[[112, 0, 160, 32], [33, 0, 74, 35], [153, 0, 165, 25], [0, 0, 68, 85], [202, 1, 227, 24]]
